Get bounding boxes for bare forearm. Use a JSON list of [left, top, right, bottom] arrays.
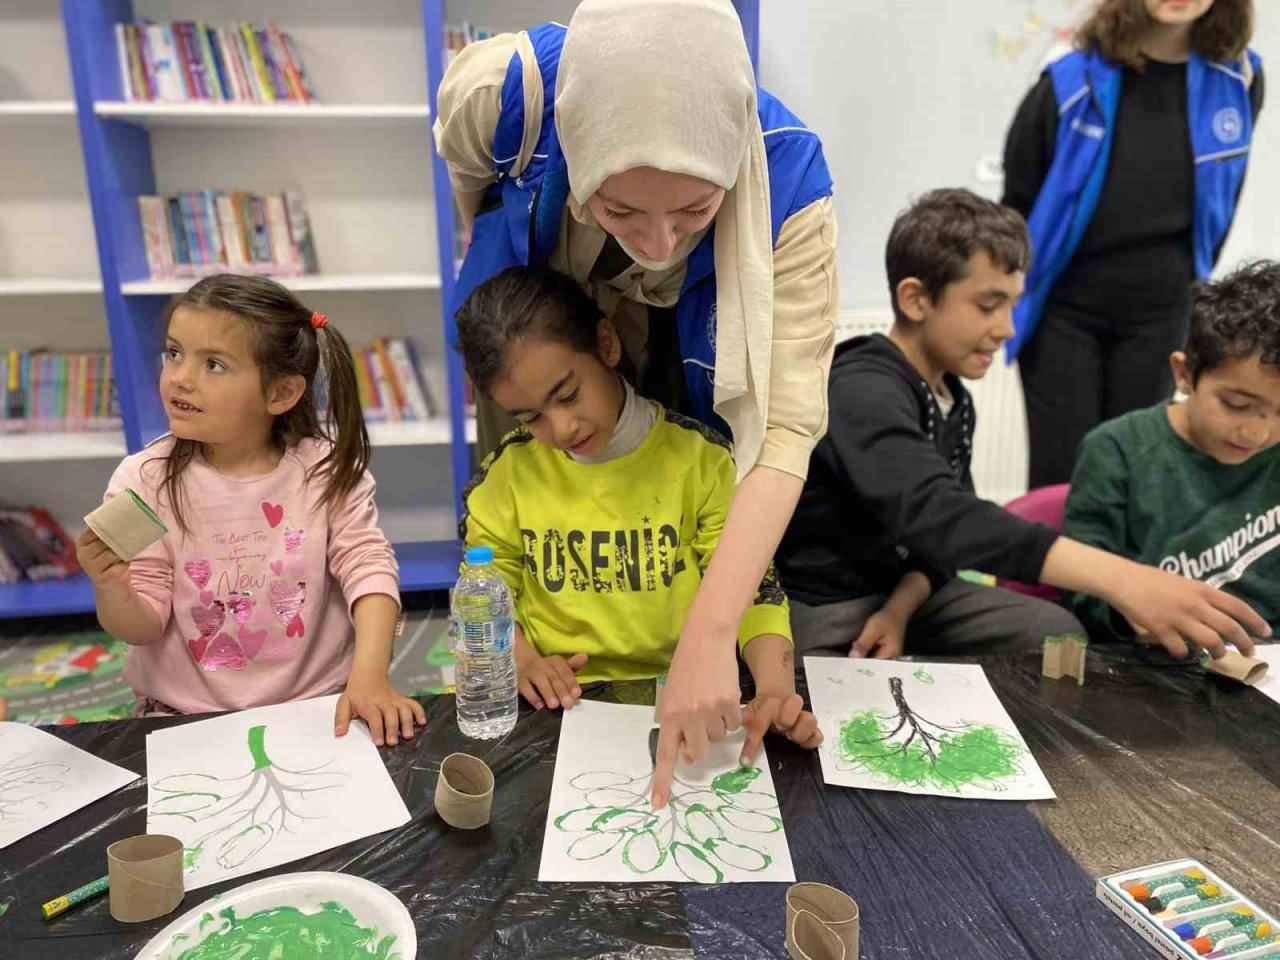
[[881, 571, 932, 622], [350, 593, 399, 679], [96, 584, 163, 646], [1039, 538, 1134, 600], [743, 633, 796, 697], [692, 465, 803, 632]]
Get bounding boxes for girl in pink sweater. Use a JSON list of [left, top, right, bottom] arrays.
[[74, 275, 425, 746]]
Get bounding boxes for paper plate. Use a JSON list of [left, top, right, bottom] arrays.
[[135, 871, 415, 960]]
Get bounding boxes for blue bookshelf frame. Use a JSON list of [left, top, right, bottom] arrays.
[[0, 0, 758, 619]]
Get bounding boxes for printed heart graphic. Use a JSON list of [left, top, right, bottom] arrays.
[[199, 590, 215, 606], [270, 560, 283, 576], [284, 526, 306, 554], [189, 602, 225, 639], [184, 560, 212, 589], [226, 591, 255, 625], [238, 625, 267, 659], [201, 633, 247, 672], [267, 580, 306, 630], [285, 616, 305, 638], [261, 502, 284, 528], [188, 634, 209, 663]]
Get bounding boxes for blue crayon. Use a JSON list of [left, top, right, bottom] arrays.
[[1170, 907, 1256, 940]]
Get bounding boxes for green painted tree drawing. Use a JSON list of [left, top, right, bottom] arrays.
[[553, 762, 781, 883], [150, 724, 347, 870], [0, 752, 69, 825], [835, 677, 1025, 792]]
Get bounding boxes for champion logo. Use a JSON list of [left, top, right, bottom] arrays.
[[1212, 106, 1244, 144]]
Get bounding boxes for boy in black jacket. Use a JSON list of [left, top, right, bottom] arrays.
[[779, 189, 1269, 662]]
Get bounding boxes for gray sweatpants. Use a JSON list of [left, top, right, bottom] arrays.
[[791, 577, 1086, 659]]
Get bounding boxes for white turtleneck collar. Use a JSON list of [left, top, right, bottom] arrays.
[[568, 377, 657, 465]]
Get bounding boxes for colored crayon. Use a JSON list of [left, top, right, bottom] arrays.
[[41, 875, 109, 920], [1157, 896, 1239, 919], [1170, 907, 1256, 940], [1143, 884, 1222, 912], [1206, 934, 1280, 958], [1125, 870, 1208, 901], [1189, 922, 1273, 955]]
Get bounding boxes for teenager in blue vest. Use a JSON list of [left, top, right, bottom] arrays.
[[432, 0, 838, 808], [1003, 0, 1264, 487]]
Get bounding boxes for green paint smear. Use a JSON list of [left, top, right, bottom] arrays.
[[0, 901, 9, 919], [912, 668, 934, 685], [175, 901, 400, 960], [836, 710, 1023, 790], [711, 765, 760, 795]]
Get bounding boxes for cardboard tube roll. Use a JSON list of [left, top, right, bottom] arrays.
[[1203, 649, 1269, 686], [107, 834, 184, 923], [786, 883, 860, 960], [435, 753, 494, 830], [84, 489, 167, 561], [788, 909, 846, 960]]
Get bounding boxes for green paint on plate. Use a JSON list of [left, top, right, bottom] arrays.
[[174, 901, 400, 960]]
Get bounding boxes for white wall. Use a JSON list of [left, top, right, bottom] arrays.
[[760, 0, 1278, 309]]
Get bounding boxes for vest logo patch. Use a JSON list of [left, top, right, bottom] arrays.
[[1213, 106, 1244, 144]]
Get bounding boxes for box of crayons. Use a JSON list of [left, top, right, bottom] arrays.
[[1097, 859, 1280, 959]]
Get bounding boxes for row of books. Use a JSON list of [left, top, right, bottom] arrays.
[[443, 22, 494, 68], [115, 21, 316, 104], [354, 338, 439, 424], [138, 191, 319, 280], [1, 350, 121, 434], [0, 508, 80, 585]]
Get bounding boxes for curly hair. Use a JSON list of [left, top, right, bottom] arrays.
[[1185, 260, 1280, 383], [1076, 0, 1253, 70], [885, 189, 1031, 324]]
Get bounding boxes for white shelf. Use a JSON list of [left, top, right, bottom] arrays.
[[0, 278, 103, 296], [0, 430, 126, 462], [368, 418, 477, 448], [0, 100, 76, 120], [94, 101, 431, 127], [120, 272, 442, 296]]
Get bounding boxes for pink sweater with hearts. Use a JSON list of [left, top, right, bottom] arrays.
[[102, 437, 400, 714]]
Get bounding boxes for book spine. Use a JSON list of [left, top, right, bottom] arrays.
[[171, 23, 200, 100], [282, 192, 318, 273], [146, 25, 185, 101], [248, 196, 273, 271], [361, 348, 389, 422], [197, 23, 226, 100], [178, 192, 206, 270], [370, 341, 403, 422], [281, 31, 317, 101], [263, 194, 299, 274], [241, 23, 276, 102], [213, 28, 241, 101], [114, 24, 135, 100], [265, 23, 302, 101], [231, 28, 259, 102], [138, 196, 174, 278], [200, 190, 226, 267], [165, 197, 191, 275], [215, 194, 244, 269], [254, 27, 285, 100], [352, 345, 374, 413], [386, 338, 431, 421]]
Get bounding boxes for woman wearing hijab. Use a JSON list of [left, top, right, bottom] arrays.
[[433, 0, 837, 806]]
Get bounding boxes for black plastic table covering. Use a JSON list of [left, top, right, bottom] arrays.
[[2, 646, 1278, 959]]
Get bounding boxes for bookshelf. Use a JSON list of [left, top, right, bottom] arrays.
[[0, 0, 759, 619]]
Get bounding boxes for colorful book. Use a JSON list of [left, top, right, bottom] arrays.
[[241, 23, 276, 102], [138, 196, 175, 278], [263, 195, 299, 274], [283, 192, 319, 273], [197, 23, 226, 101], [145, 24, 186, 101], [386, 338, 432, 421]]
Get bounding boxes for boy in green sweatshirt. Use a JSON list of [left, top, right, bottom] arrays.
[[1066, 260, 1280, 641]]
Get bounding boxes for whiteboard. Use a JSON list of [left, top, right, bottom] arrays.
[[759, 0, 1279, 308]]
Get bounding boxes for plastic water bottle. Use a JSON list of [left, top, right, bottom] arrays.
[[451, 546, 518, 739]]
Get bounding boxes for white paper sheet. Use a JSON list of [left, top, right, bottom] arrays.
[[0, 721, 139, 849], [538, 700, 796, 884], [1254, 644, 1280, 707], [804, 657, 1056, 801], [145, 695, 410, 890]]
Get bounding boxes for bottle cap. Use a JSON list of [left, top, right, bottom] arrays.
[[465, 546, 494, 565]]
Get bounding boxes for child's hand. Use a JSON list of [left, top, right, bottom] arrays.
[[1108, 564, 1268, 659], [75, 528, 132, 599], [335, 673, 427, 747], [518, 652, 589, 710], [849, 609, 906, 659], [739, 691, 823, 765]]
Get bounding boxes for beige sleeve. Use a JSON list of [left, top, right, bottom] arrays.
[[432, 33, 519, 194], [757, 196, 839, 480]]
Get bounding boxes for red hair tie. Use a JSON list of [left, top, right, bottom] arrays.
[[311, 312, 328, 330]]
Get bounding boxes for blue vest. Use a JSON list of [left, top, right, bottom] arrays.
[[1009, 47, 1261, 360], [450, 22, 834, 436]]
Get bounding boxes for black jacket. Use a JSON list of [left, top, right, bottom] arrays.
[[777, 334, 1059, 606]]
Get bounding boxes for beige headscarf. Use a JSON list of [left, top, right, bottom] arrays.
[[554, 0, 775, 478]]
